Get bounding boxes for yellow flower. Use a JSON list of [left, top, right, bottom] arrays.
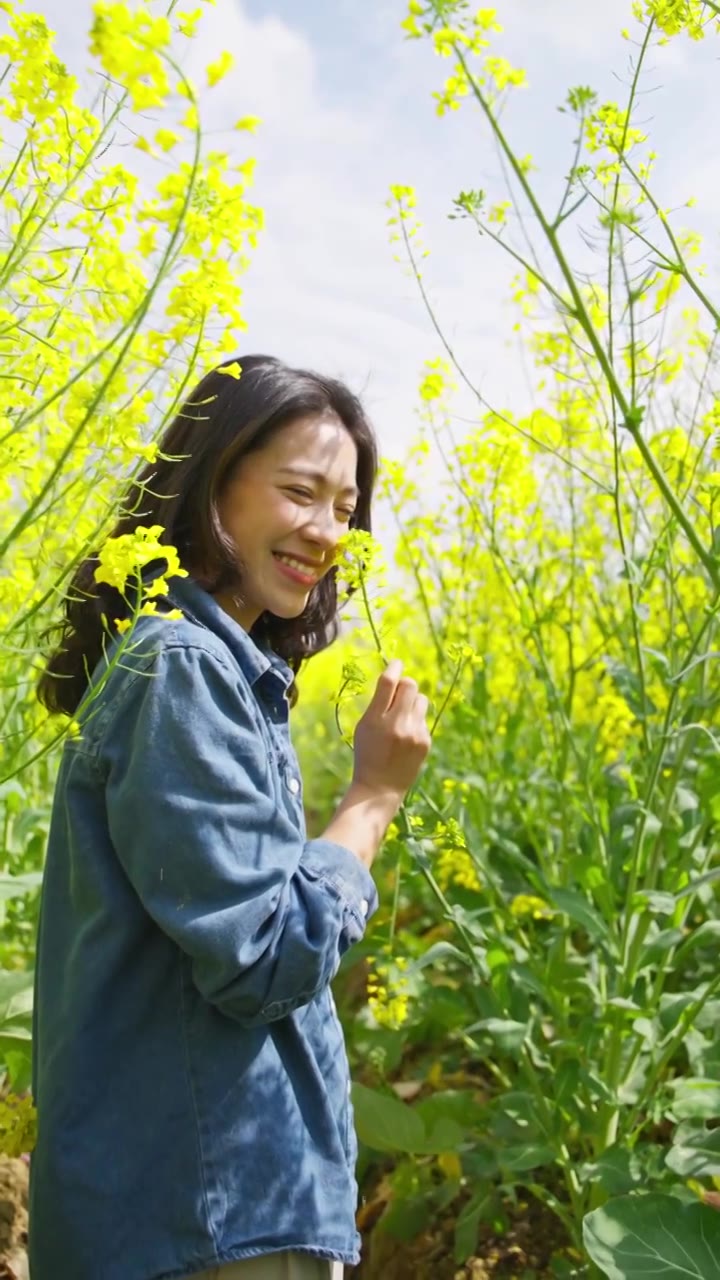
[[94, 525, 187, 594], [234, 116, 262, 133], [154, 128, 179, 152], [334, 529, 385, 591], [206, 50, 234, 88], [510, 894, 555, 922], [366, 951, 411, 1030], [115, 603, 184, 634]]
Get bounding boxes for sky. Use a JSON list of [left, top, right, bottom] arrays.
[[28, 1, 720, 486]]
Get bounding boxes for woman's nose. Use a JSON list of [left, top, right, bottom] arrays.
[[301, 505, 341, 548]]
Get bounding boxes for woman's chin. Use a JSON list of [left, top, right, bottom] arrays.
[[264, 596, 309, 620]]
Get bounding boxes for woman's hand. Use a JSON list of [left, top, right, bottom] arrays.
[[352, 658, 432, 804], [322, 660, 432, 871]]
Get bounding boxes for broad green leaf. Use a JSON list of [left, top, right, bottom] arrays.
[[581, 1144, 665, 1196], [668, 1077, 720, 1121], [466, 1017, 528, 1053], [0, 970, 34, 1025], [487, 1090, 539, 1141], [666, 1124, 720, 1178], [352, 1082, 426, 1153], [414, 1089, 486, 1131], [351, 1083, 463, 1155], [580, 1147, 642, 1196], [583, 1193, 720, 1279]]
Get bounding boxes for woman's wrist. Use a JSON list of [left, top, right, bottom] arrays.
[[321, 781, 402, 869]]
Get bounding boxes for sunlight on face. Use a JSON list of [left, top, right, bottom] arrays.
[[213, 412, 359, 631]]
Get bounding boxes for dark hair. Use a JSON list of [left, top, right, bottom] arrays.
[[37, 354, 378, 716]]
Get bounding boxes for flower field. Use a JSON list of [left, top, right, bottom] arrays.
[[2, 1, 720, 1276]]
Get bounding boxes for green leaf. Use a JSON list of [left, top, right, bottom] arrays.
[[583, 1193, 720, 1279], [351, 1083, 463, 1155], [554, 1059, 581, 1109], [352, 1083, 426, 1153], [454, 1184, 494, 1263], [466, 1017, 528, 1053], [3, 1045, 32, 1093], [666, 1123, 720, 1178], [499, 1142, 555, 1172], [414, 1089, 485, 1132], [674, 920, 720, 965], [668, 1078, 720, 1121], [633, 890, 675, 915], [0, 872, 42, 902], [380, 1197, 428, 1242], [410, 941, 470, 972], [639, 927, 685, 966], [547, 887, 614, 949], [580, 1147, 642, 1196], [0, 969, 34, 1026]]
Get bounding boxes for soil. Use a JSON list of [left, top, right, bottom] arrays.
[[0, 1157, 28, 1280], [354, 1174, 571, 1280]]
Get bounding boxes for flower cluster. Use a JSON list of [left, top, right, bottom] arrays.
[[334, 529, 385, 593], [433, 819, 481, 893], [366, 949, 411, 1030], [94, 525, 186, 633]]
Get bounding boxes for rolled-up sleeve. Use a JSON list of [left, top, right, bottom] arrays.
[[102, 639, 378, 1026]]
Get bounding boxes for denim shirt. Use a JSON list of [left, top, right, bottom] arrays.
[[29, 576, 379, 1280]]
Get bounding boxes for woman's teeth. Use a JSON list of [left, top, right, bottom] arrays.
[[274, 553, 319, 578]]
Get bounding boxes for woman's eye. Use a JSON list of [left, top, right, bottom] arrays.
[[287, 487, 314, 501]]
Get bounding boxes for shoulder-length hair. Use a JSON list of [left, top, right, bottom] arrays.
[[37, 354, 379, 716]]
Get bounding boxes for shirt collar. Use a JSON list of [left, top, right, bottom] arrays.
[[165, 574, 294, 693]]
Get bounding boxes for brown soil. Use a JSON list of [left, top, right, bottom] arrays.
[[0, 1157, 28, 1280], [354, 1168, 572, 1279]]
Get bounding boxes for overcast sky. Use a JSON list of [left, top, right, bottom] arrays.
[[31, 1, 720, 482]]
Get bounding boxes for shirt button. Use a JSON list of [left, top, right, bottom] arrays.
[[360, 899, 369, 918], [288, 777, 300, 795]]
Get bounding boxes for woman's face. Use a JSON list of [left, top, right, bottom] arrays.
[[214, 412, 359, 630]]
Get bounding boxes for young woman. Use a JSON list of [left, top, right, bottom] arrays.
[[30, 354, 431, 1280]]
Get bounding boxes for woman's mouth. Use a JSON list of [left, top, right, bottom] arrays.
[[272, 552, 321, 588]]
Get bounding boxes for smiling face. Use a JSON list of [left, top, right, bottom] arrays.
[[213, 412, 359, 631]]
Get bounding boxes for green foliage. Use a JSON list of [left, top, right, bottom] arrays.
[[295, 0, 720, 1272], [583, 1194, 720, 1279]]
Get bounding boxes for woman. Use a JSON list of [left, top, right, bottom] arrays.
[[31, 355, 431, 1280]]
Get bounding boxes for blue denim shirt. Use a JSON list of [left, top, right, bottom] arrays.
[[30, 576, 379, 1280]]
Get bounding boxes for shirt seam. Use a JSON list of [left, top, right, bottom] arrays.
[[92, 636, 251, 763]]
